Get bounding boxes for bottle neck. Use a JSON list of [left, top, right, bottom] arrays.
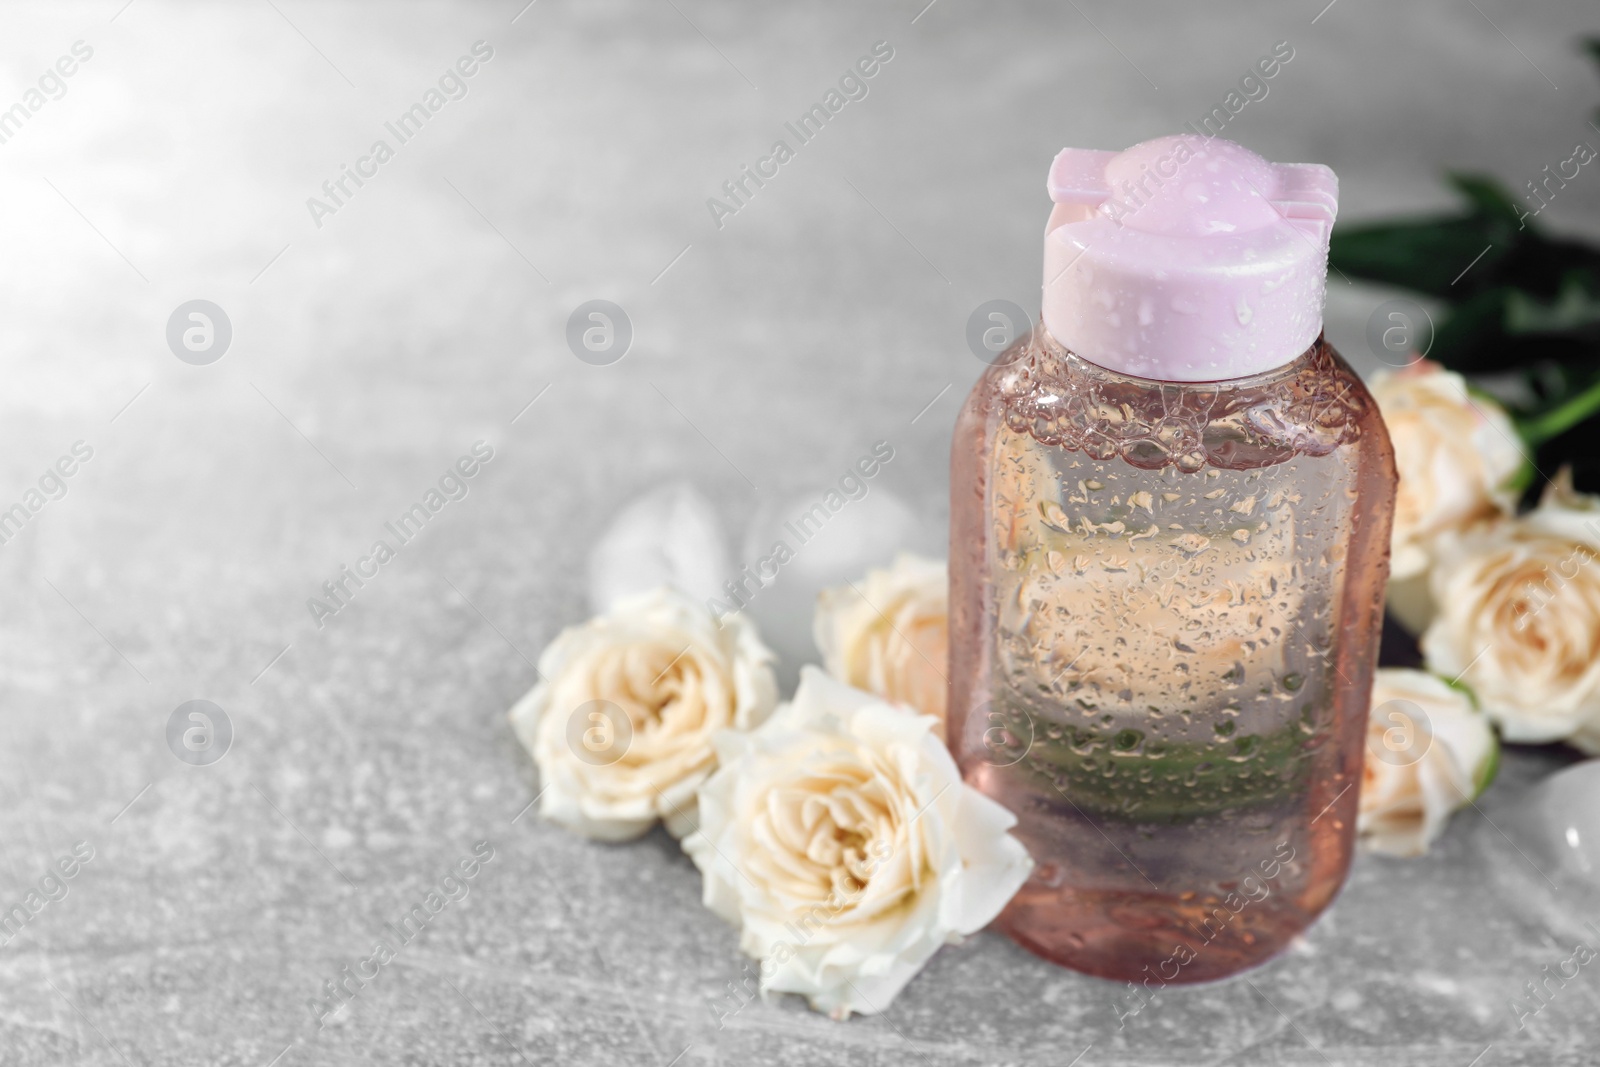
[[1031, 325, 1309, 391], [994, 327, 1364, 471]]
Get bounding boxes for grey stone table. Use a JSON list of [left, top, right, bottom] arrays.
[[1, 1, 1597, 1064]]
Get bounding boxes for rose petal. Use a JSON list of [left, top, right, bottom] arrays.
[[587, 482, 730, 614]]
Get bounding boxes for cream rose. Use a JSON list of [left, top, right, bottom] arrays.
[[509, 586, 777, 842], [1421, 474, 1600, 744], [814, 554, 949, 733], [1359, 668, 1497, 856], [684, 667, 1031, 1020], [1371, 362, 1523, 583]]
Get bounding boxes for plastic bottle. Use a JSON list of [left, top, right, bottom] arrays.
[[950, 135, 1396, 983]]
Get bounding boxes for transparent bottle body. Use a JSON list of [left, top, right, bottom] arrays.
[[950, 327, 1395, 983]]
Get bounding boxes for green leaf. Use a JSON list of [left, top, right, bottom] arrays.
[[1329, 173, 1535, 297], [1401, 277, 1600, 375], [1327, 170, 1600, 305], [1504, 272, 1600, 335], [1447, 172, 1530, 229], [1329, 218, 1511, 298], [1427, 288, 1515, 368], [1495, 237, 1600, 297], [1583, 35, 1600, 72]]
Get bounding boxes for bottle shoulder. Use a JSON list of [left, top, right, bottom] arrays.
[[963, 328, 1389, 474]]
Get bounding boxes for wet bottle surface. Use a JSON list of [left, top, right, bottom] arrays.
[[950, 328, 1395, 983]]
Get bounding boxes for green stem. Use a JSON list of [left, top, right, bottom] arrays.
[[1519, 376, 1600, 446]]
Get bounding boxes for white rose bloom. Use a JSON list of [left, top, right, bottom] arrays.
[[509, 586, 777, 842], [1371, 363, 1523, 582], [684, 667, 1032, 1020], [1359, 668, 1497, 857], [1421, 474, 1600, 744], [814, 554, 949, 734]]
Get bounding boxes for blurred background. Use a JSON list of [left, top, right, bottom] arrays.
[[0, 2, 1596, 1064]]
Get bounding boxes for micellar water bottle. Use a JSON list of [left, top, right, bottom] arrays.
[[950, 136, 1396, 984]]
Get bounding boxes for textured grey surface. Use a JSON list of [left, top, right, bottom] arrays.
[[1, 1, 1598, 1064]]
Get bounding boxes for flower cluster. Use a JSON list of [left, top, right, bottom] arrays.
[[1372, 362, 1600, 754], [509, 538, 1026, 1019], [1352, 360, 1600, 856]]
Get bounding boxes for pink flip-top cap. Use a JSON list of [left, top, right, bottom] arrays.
[[1042, 135, 1337, 381]]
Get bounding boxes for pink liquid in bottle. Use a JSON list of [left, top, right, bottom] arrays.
[[949, 137, 1395, 984]]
